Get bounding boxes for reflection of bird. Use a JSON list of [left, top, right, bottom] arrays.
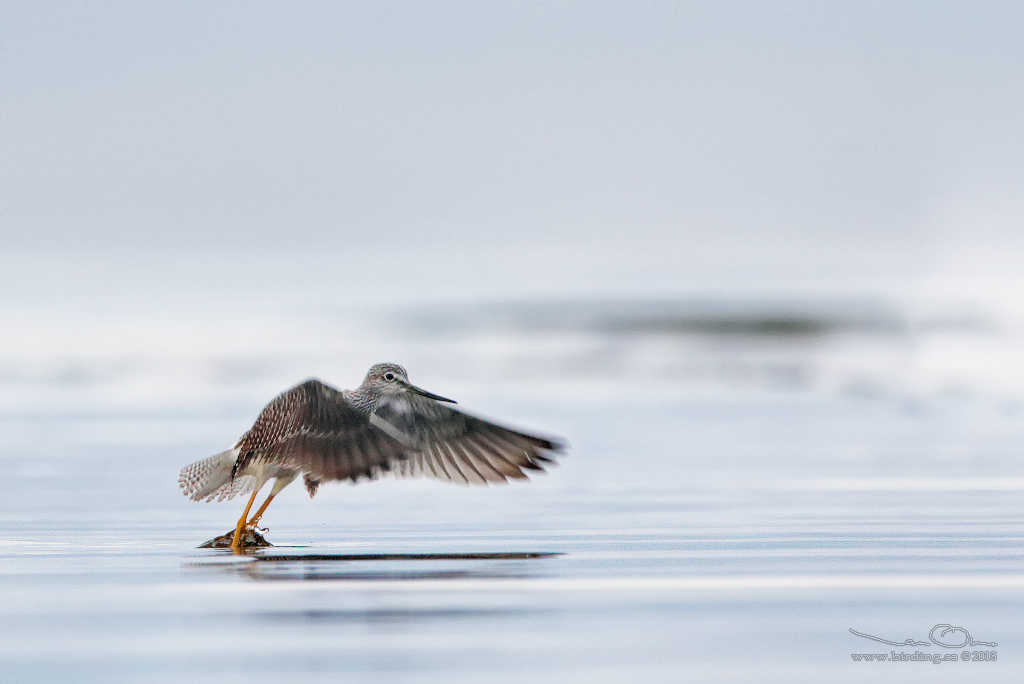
[[179, 363, 564, 553]]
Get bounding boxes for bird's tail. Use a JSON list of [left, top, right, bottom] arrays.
[[178, 448, 255, 502]]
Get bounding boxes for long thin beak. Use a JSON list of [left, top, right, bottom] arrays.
[[400, 381, 457, 404]]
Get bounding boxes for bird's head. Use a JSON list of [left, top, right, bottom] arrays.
[[360, 363, 457, 405]]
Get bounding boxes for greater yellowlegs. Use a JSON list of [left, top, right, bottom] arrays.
[[179, 363, 564, 552]]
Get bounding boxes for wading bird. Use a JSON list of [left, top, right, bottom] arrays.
[[179, 363, 564, 553]]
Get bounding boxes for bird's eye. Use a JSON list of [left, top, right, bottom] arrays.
[[384, 373, 395, 381]]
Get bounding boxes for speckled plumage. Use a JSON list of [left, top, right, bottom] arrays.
[[178, 448, 253, 502], [178, 363, 564, 513]]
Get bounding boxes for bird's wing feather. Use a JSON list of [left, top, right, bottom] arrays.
[[234, 379, 564, 486], [233, 379, 407, 482], [370, 393, 564, 485]]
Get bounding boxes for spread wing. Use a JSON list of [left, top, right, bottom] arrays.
[[370, 393, 564, 485], [234, 379, 564, 486], [233, 379, 408, 482]]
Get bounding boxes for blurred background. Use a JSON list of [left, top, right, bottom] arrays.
[[3, 2, 1024, 682], [3, 1, 1024, 412]]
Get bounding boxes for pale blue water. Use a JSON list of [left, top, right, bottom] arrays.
[[2, 392, 1023, 682], [2, 286, 1024, 681]]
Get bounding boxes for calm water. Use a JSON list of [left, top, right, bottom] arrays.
[[3, 393, 1024, 682], [2, 288, 1024, 681]]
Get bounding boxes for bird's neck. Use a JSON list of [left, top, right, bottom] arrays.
[[343, 388, 378, 412]]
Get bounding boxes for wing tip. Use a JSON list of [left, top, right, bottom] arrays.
[[524, 433, 567, 453]]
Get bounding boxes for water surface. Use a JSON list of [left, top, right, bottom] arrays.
[[2, 296, 1023, 681]]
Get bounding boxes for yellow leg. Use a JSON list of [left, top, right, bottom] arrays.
[[246, 491, 279, 528], [231, 488, 261, 554]]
